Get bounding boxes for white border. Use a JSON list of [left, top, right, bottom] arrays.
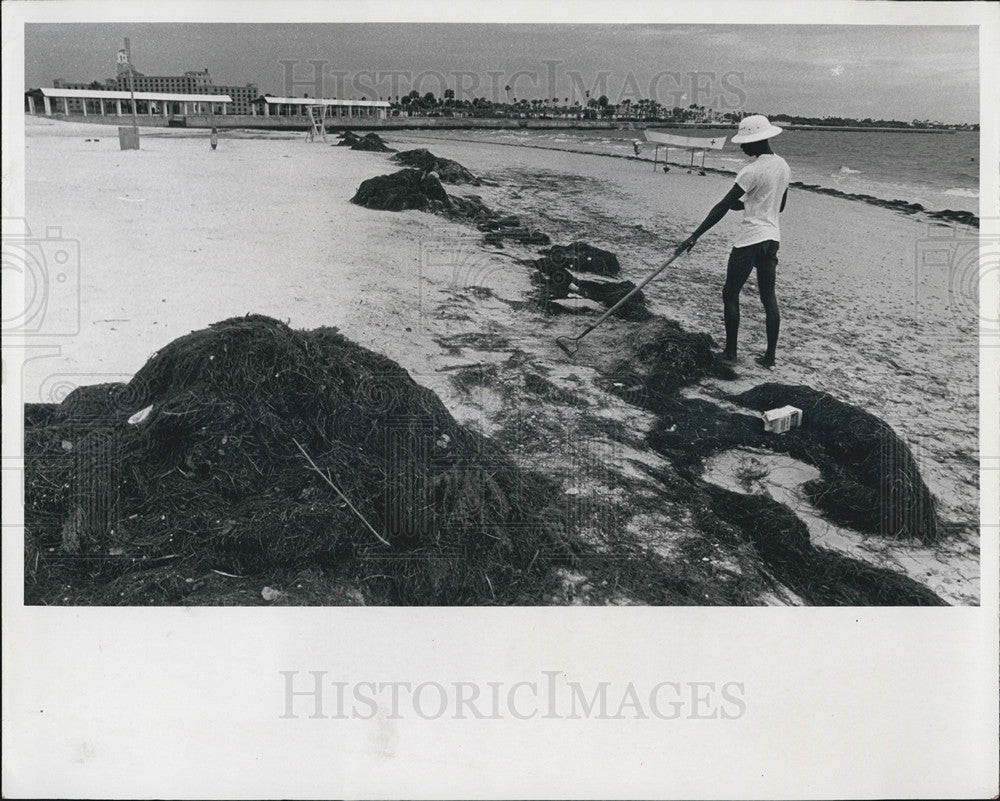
[[3, 2, 998, 799]]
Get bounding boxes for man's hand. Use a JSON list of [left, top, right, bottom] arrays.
[[678, 183, 744, 257], [675, 235, 698, 256]]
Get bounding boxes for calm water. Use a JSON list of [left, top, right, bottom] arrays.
[[415, 126, 980, 215]]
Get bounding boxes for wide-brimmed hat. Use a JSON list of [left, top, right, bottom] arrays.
[[731, 114, 783, 144]]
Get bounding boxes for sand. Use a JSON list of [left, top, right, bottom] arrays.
[[19, 116, 979, 603]]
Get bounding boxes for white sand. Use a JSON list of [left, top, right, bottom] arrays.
[[20, 116, 979, 603]]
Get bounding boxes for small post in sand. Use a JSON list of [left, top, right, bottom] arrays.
[[116, 38, 140, 150]]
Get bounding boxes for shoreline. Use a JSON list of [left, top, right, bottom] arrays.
[[376, 129, 981, 226], [27, 113, 972, 135]]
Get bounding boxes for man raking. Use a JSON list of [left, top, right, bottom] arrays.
[[675, 115, 790, 368]]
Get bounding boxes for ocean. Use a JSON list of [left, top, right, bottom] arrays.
[[404, 126, 980, 216]]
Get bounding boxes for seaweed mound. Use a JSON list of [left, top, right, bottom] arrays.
[[733, 383, 938, 542], [24, 315, 578, 604], [351, 169, 497, 223], [351, 168, 451, 212], [605, 318, 727, 402], [393, 148, 481, 185], [483, 228, 551, 247], [350, 132, 395, 152], [536, 242, 621, 277], [704, 485, 946, 606], [336, 131, 361, 147], [532, 269, 648, 320]]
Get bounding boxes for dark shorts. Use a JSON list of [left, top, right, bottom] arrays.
[[726, 240, 779, 294]]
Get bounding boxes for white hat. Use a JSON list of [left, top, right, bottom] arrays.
[[731, 114, 783, 144]]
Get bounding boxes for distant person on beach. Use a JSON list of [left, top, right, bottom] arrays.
[[210, 127, 218, 151], [675, 114, 790, 368]]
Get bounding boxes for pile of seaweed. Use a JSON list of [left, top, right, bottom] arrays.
[[786, 181, 979, 227], [393, 148, 482, 185], [25, 315, 719, 607], [350, 168, 494, 223], [24, 316, 587, 605], [602, 317, 732, 398], [349, 157, 550, 245], [733, 384, 939, 543], [645, 383, 940, 544], [535, 242, 621, 277], [702, 485, 946, 605], [476, 214, 552, 246], [531, 241, 648, 320], [350, 132, 395, 152], [483, 227, 551, 247], [572, 323, 947, 604]]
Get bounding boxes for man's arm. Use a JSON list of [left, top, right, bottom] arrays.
[[675, 183, 745, 255]]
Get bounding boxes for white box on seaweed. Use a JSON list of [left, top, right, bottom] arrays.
[[762, 405, 803, 433]]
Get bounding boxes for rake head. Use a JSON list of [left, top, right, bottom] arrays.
[[555, 336, 579, 358]]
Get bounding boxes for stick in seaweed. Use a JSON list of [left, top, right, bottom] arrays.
[[293, 439, 392, 548]]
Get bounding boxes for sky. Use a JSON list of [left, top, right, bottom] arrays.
[[23, 23, 980, 123]]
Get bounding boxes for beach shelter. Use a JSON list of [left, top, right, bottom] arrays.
[[644, 130, 727, 174]]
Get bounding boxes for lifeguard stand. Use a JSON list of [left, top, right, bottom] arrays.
[[305, 103, 328, 143]]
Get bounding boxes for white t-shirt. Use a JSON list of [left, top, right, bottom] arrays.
[[734, 154, 790, 248]]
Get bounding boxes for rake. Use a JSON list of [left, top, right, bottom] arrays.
[[555, 249, 686, 357]]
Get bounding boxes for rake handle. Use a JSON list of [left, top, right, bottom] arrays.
[[572, 249, 685, 341]]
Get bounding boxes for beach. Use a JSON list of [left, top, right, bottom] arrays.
[[21, 116, 980, 604]]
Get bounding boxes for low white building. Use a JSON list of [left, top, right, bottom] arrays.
[[249, 96, 390, 119], [25, 87, 233, 118]]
